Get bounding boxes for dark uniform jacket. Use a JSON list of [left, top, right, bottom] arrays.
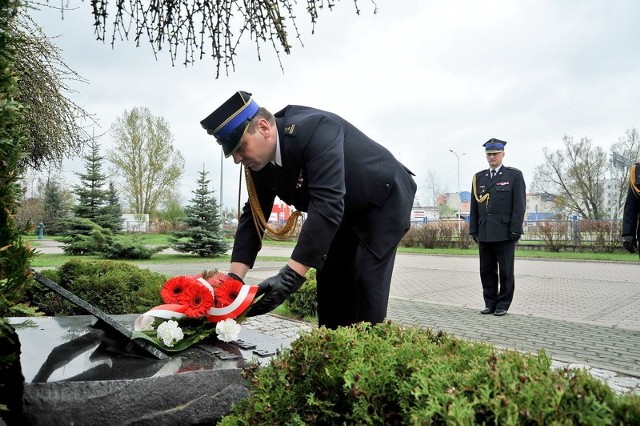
[[469, 166, 526, 242], [231, 105, 417, 270], [622, 163, 640, 241]]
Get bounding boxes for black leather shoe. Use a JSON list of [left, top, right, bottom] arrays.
[[480, 307, 495, 314], [494, 309, 508, 316]]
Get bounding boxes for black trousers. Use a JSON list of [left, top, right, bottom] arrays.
[[316, 225, 398, 329], [478, 240, 516, 310]]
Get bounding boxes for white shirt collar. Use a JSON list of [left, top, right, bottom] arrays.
[[273, 132, 282, 167]]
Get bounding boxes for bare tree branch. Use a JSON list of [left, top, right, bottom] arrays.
[[610, 128, 640, 218], [39, 0, 377, 77], [533, 135, 608, 219], [12, 9, 97, 170]]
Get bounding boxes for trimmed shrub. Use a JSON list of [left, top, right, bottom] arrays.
[[25, 260, 166, 315], [220, 322, 640, 425]]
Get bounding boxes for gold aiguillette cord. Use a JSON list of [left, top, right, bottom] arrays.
[[244, 165, 302, 241], [473, 174, 490, 203]]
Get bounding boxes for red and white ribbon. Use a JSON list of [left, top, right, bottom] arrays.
[[134, 284, 258, 331]]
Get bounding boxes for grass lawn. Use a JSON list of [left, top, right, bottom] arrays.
[[26, 234, 638, 268]]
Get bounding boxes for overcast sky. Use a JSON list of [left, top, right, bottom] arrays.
[[31, 0, 640, 210]]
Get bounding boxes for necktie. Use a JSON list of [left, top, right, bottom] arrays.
[[491, 169, 496, 179]]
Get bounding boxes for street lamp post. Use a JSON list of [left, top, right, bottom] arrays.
[[449, 149, 465, 220]]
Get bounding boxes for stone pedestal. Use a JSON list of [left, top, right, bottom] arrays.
[[9, 314, 285, 425]]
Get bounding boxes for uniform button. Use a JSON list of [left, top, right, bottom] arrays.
[[321, 255, 327, 261], [385, 183, 390, 189]]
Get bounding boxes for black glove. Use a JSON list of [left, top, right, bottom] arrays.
[[510, 232, 521, 242], [227, 272, 245, 284], [622, 236, 637, 254], [470, 234, 478, 243], [246, 265, 306, 317]]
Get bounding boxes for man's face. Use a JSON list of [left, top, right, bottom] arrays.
[[231, 119, 274, 171], [486, 151, 504, 169]]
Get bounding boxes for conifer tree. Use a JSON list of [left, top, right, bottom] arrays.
[[41, 179, 72, 235], [95, 181, 124, 233], [170, 167, 228, 257], [1, 2, 36, 421], [73, 138, 109, 221], [72, 139, 124, 232]]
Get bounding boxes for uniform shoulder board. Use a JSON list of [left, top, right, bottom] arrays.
[[504, 166, 522, 172], [284, 124, 297, 136]]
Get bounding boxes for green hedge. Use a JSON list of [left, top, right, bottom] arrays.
[[220, 322, 640, 425], [26, 260, 166, 315]]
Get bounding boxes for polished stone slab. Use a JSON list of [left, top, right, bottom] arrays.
[[31, 270, 166, 360], [9, 314, 287, 425]]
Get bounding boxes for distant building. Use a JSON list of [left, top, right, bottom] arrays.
[[438, 191, 471, 219], [269, 200, 293, 223], [525, 192, 563, 221], [410, 206, 439, 223], [122, 213, 150, 232]]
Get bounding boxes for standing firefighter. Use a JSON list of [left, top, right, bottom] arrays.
[[469, 138, 526, 316], [622, 162, 640, 257]]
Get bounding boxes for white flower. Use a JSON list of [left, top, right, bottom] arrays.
[[216, 318, 241, 342], [156, 320, 184, 347], [138, 315, 155, 331]]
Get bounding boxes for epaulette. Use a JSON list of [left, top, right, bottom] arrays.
[[503, 166, 522, 172]]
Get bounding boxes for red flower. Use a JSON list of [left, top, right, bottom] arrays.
[[160, 276, 195, 304], [214, 278, 243, 308], [180, 282, 214, 318]]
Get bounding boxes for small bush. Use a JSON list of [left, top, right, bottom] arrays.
[[401, 222, 464, 249], [98, 237, 167, 259], [26, 260, 166, 315], [535, 221, 571, 252], [284, 269, 317, 318], [58, 217, 110, 255], [579, 220, 621, 254], [220, 322, 640, 425]]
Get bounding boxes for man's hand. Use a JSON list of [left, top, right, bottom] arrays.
[[470, 234, 478, 243], [510, 232, 521, 242], [622, 236, 637, 254], [247, 265, 306, 317]]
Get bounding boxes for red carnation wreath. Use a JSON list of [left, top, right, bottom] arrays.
[[132, 272, 258, 352]]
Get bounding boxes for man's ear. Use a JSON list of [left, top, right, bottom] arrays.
[[258, 118, 271, 137]]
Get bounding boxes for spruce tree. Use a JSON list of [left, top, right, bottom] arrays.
[[95, 181, 124, 233], [42, 179, 72, 235], [170, 167, 228, 257], [73, 138, 109, 221]]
